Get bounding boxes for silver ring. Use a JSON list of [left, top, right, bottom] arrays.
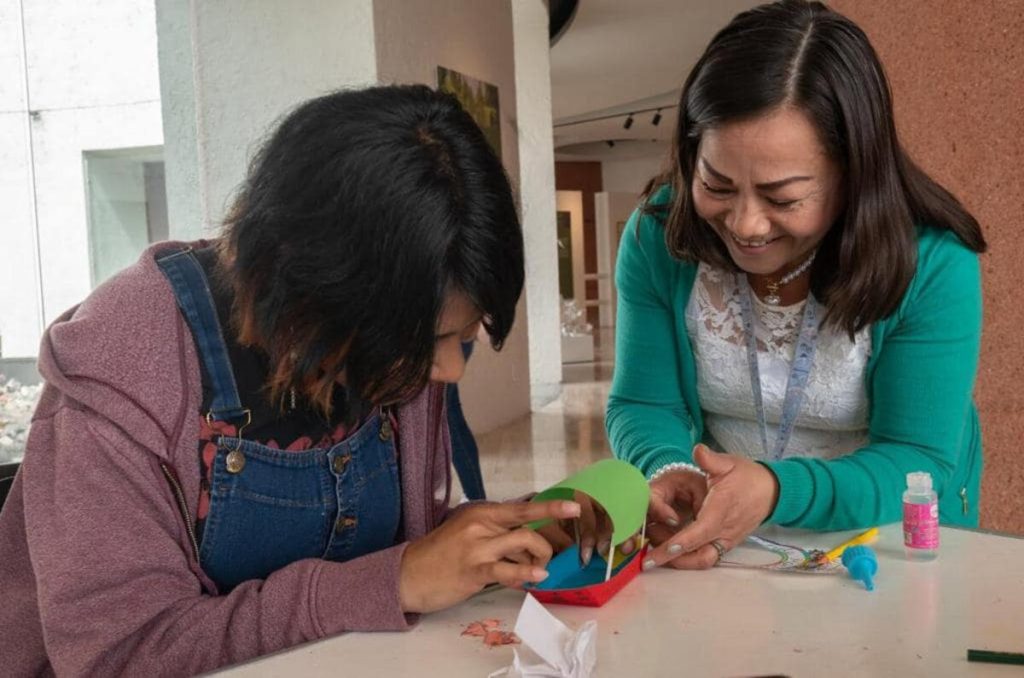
[[710, 539, 728, 566]]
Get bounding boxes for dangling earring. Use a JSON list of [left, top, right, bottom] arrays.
[[288, 347, 299, 411]]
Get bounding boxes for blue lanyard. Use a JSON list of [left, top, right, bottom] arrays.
[[736, 274, 821, 461]]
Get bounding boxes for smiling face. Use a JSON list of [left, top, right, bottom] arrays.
[[691, 106, 844, 278]]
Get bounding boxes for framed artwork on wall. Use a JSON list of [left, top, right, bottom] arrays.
[[556, 210, 575, 300], [437, 66, 501, 160]]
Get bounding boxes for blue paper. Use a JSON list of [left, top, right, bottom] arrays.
[[530, 545, 639, 591]]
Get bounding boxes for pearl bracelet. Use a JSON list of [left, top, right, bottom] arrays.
[[649, 461, 706, 482]]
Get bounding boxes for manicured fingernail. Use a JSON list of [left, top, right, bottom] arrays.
[[531, 568, 549, 582], [581, 544, 594, 566], [643, 558, 657, 571], [621, 538, 635, 555], [563, 502, 581, 517], [598, 539, 611, 557], [668, 544, 683, 556], [666, 518, 680, 528]]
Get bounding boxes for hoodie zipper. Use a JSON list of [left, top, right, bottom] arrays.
[[160, 462, 201, 564], [426, 395, 436, 534], [426, 386, 448, 534]]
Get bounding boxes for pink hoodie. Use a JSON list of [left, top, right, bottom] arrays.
[[0, 242, 452, 676]]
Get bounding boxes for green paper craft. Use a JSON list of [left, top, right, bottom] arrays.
[[529, 459, 650, 548]]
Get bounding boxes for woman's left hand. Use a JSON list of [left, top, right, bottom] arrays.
[[643, 444, 780, 570]]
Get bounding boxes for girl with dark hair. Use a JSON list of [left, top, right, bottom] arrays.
[[608, 0, 986, 571], [0, 85, 580, 675]]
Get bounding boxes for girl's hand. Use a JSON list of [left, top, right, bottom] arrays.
[[399, 500, 581, 613], [533, 491, 630, 566], [643, 445, 779, 570]]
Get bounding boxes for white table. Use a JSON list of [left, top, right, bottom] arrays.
[[218, 525, 1024, 676]]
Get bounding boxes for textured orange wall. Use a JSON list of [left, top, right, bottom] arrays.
[[829, 0, 1024, 534]]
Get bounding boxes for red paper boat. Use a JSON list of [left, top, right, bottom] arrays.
[[526, 544, 648, 607]]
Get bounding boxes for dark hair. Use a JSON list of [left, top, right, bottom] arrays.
[[219, 85, 524, 412], [644, 0, 986, 336]]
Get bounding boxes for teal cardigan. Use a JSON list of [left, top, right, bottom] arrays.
[[606, 190, 983, 529]]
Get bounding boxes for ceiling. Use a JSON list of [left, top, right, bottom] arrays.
[[548, 0, 760, 161]]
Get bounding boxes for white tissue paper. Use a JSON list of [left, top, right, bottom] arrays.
[[489, 593, 597, 678]]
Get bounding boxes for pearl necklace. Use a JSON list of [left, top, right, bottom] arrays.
[[763, 251, 817, 306]]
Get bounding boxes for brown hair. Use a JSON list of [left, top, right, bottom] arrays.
[[217, 85, 524, 415], [644, 0, 985, 336]]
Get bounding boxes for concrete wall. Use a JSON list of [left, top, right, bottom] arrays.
[[156, 0, 378, 238], [830, 0, 1024, 534], [0, 0, 39, 358], [0, 0, 162, 357], [374, 0, 532, 433]]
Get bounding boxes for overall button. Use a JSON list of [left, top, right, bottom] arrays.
[[332, 454, 352, 474], [379, 418, 393, 441], [335, 516, 357, 534], [225, 449, 246, 474]]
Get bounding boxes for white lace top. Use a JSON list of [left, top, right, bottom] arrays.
[[684, 263, 871, 461]]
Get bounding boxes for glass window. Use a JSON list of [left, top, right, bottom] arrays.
[[83, 146, 168, 287]]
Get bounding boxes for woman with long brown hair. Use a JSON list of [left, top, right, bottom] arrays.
[[607, 0, 985, 570]]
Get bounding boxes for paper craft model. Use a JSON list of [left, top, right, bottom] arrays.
[[527, 459, 650, 607]]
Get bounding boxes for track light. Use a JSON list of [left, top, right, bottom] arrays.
[[651, 109, 662, 126], [553, 104, 678, 130]]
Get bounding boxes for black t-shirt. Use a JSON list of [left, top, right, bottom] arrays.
[[192, 246, 368, 443]]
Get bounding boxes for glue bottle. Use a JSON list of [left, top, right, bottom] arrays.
[[842, 546, 877, 591], [903, 471, 939, 561]]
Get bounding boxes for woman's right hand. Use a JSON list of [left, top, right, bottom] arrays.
[[643, 466, 710, 552], [398, 500, 581, 614]]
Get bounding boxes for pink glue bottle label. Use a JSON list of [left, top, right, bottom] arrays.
[[903, 471, 939, 561]]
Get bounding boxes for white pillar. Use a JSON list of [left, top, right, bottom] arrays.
[[0, 0, 42, 357], [512, 0, 562, 409], [1, 0, 163, 355], [155, 0, 379, 239]]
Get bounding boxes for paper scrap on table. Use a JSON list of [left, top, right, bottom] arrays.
[[463, 619, 520, 646], [489, 594, 596, 678]]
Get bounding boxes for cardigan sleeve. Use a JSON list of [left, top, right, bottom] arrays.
[[606, 204, 698, 477], [764, 230, 982, 529]]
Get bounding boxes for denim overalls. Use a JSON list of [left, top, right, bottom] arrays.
[[157, 248, 401, 592]]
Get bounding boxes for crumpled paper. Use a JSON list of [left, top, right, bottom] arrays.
[[489, 594, 597, 678]]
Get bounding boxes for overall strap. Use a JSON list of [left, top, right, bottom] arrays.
[[156, 248, 250, 425]]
